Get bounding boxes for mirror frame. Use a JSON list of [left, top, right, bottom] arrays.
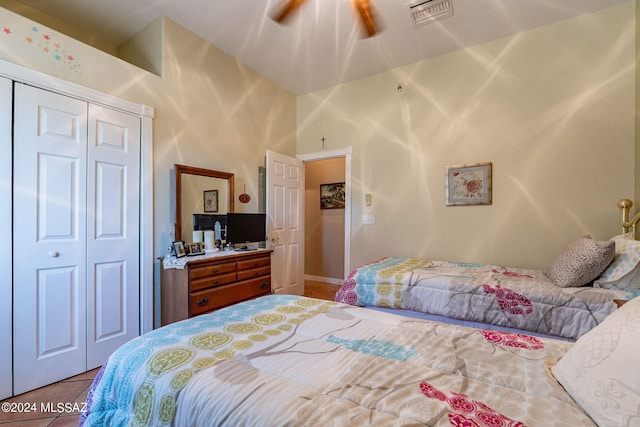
[[175, 164, 234, 241]]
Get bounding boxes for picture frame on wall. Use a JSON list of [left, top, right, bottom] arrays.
[[203, 189, 219, 212], [320, 182, 346, 209], [445, 162, 492, 206], [173, 240, 187, 258]]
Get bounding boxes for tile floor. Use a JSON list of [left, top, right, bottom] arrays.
[[0, 280, 340, 426], [0, 368, 99, 426]]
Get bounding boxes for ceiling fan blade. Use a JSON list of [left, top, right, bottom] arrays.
[[272, 0, 307, 23], [352, 0, 379, 37]]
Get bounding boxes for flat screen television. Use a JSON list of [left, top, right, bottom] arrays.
[[225, 213, 267, 249]]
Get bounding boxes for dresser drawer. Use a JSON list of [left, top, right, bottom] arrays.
[[190, 272, 237, 292], [189, 277, 272, 316], [189, 262, 236, 280], [237, 266, 270, 281], [237, 256, 270, 270]]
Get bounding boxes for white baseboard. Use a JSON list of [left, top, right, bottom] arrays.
[[304, 275, 343, 286]]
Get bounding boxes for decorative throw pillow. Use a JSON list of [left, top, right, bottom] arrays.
[[551, 296, 640, 426], [594, 233, 640, 290], [544, 236, 615, 288]]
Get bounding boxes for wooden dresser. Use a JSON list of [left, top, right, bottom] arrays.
[[161, 249, 272, 325]]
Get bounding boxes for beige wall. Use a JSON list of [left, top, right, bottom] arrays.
[[298, 3, 636, 271], [0, 9, 297, 261], [0, 3, 636, 277], [305, 158, 345, 280]]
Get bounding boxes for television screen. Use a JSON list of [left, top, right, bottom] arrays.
[[225, 213, 266, 248]]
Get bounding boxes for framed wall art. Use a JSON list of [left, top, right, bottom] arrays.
[[203, 189, 219, 212], [320, 182, 345, 209], [445, 162, 492, 206]]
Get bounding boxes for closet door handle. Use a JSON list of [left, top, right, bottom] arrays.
[[48, 251, 59, 258]]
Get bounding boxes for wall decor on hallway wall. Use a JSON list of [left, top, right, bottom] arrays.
[[445, 162, 492, 206], [320, 182, 345, 209]]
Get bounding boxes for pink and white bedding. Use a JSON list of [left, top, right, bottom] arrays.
[[335, 257, 629, 341], [81, 294, 598, 426]]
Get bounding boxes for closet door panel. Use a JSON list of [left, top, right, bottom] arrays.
[[13, 83, 89, 394], [37, 267, 80, 354], [38, 154, 80, 239], [86, 104, 140, 368], [0, 77, 12, 400]]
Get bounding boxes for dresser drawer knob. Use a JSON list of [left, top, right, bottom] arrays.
[[213, 279, 219, 285], [260, 282, 269, 289], [197, 297, 210, 307], [213, 269, 219, 274]]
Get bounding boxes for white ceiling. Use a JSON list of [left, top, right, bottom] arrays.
[[11, 0, 631, 95]]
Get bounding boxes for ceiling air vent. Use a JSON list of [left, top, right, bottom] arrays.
[[407, 0, 454, 27]]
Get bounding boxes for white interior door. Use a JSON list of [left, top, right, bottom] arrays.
[[86, 104, 140, 368], [266, 150, 304, 295], [0, 77, 12, 400], [13, 84, 89, 394]]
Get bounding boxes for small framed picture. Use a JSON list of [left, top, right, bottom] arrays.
[[173, 240, 187, 258], [203, 190, 219, 213], [188, 242, 205, 256], [445, 162, 492, 206], [320, 182, 345, 209]]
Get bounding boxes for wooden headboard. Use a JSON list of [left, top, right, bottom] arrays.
[[617, 198, 640, 239]]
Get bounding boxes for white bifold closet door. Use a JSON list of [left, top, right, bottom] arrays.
[[13, 83, 141, 394]]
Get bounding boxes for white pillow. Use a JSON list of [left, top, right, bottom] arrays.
[[595, 233, 640, 290], [551, 297, 640, 426]]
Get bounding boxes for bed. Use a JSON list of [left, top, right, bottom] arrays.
[[80, 293, 640, 426], [335, 199, 640, 341]]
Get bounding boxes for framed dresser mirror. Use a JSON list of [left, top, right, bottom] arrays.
[[175, 164, 234, 242]]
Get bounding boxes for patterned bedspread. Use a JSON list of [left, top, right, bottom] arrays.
[[335, 257, 628, 340], [81, 294, 595, 426]]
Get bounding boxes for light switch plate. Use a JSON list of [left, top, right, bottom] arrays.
[[362, 215, 375, 225]]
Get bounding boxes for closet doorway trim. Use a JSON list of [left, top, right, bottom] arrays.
[[0, 58, 155, 334]]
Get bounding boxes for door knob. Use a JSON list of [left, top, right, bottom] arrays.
[[48, 251, 59, 258]]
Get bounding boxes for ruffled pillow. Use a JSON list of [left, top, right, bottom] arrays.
[[545, 236, 615, 288]]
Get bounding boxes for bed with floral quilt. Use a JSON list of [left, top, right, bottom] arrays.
[[335, 233, 640, 341], [79, 293, 640, 426]]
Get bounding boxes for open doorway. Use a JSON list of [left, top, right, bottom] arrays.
[[304, 158, 345, 284], [299, 147, 352, 285]]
